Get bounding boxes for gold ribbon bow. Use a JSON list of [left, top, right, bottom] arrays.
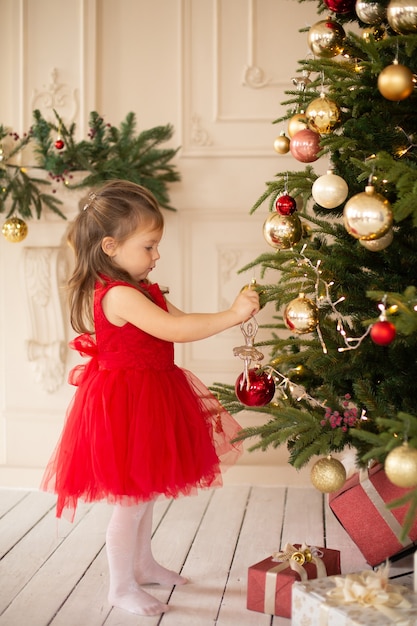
[[263, 543, 327, 614], [327, 563, 412, 623], [271, 542, 327, 579]]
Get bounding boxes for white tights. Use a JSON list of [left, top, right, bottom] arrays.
[[105, 500, 187, 616]]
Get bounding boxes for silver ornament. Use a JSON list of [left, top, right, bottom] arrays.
[[343, 185, 393, 240], [355, 0, 387, 23], [387, 0, 417, 33]]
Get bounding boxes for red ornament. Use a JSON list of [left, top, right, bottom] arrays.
[[235, 368, 275, 407], [275, 194, 297, 215], [54, 138, 64, 150], [370, 320, 396, 346], [290, 129, 321, 163], [323, 0, 354, 13]]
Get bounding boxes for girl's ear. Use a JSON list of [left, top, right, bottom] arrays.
[[101, 237, 117, 257]]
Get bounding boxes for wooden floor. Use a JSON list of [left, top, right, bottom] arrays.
[[0, 484, 413, 626]]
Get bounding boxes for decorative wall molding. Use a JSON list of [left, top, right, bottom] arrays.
[[31, 67, 79, 125], [23, 246, 69, 393], [191, 114, 213, 147]]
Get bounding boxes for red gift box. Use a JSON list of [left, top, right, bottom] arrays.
[[329, 464, 417, 566], [246, 544, 341, 618]]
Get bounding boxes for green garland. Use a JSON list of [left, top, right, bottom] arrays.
[[0, 109, 181, 221]]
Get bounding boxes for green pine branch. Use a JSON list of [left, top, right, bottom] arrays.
[[1, 109, 181, 221]]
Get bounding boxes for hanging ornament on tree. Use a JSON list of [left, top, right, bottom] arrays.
[[235, 368, 275, 406], [370, 319, 396, 345], [370, 297, 397, 345], [343, 184, 393, 240], [359, 228, 393, 251], [312, 169, 348, 208], [290, 129, 321, 163], [385, 442, 417, 488], [233, 316, 276, 407], [305, 92, 341, 135], [54, 125, 65, 150], [377, 61, 414, 101], [291, 70, 312, 92], [307, 19, 346, 58], [324, 0, 355, 13], [355, 0, 387, 24], [2, 216, 28, 243], [362, 24, 386, 40], [273, 132, 290, 155], [288, 112, 308, 138], [263, 212, 303, 249], [284, 293, 319, 334], [387, 0, 417, 33], [275, 193, 297, 215], [311, 456, 347, 493]]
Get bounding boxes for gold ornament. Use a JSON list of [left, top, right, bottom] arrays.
[[288, 112, 308, 138], [343, 185, 393, 240], [378, 62, 414, 101], [362, 24, 386, 41], [240, 278, 266, 309], [356, 0, 387, 24], [385, 442, 417, 488], [311, 456, 347, 493], [312, 169, 348, 209], [263, 212, 302, 250], [284, 293, 319, 334], [273, 132, 291, 155], [2, 216, 28, 243], [387, 0, 417, 33], [359, 228, 393, 251], [305, 94, 341, 135], [308, 19, 345, 58]]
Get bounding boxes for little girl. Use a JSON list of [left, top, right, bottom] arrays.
[[41, 179, 259, 617]]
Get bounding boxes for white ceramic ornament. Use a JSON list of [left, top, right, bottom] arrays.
[[312, 170, 348, 209]]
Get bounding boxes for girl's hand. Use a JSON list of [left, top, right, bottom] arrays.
[[230, 288, 260, 323]]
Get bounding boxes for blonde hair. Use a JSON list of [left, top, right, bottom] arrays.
[[67, 179, 164, 334]]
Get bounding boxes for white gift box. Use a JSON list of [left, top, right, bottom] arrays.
[[292, 571, 417, 626]]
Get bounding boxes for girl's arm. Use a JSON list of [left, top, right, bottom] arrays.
[[101, 285, 259, 343]]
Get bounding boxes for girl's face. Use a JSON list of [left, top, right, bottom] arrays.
[[102, 225, 163, 282]]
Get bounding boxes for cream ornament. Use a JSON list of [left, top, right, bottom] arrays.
[[312, 169, 348, 208], [359, 228, 393, 251], [385, 442, 417, 488]]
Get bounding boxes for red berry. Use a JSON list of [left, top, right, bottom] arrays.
[[370, 320, 396, 346]]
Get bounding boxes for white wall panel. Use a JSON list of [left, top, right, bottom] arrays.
[[0, 0, 322, 485]]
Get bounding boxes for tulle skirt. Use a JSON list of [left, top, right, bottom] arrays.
[[41, 362, 242, 520]]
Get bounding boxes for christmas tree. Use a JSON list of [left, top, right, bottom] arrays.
[[212, 0, 417, 536]]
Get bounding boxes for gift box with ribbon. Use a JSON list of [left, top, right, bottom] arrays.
[[246, 543, 341, 618], [329, 464, 417, 566], [292, 563, 417, 625]]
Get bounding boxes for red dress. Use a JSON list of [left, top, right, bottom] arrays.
[[41, 279, 242, 519]]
